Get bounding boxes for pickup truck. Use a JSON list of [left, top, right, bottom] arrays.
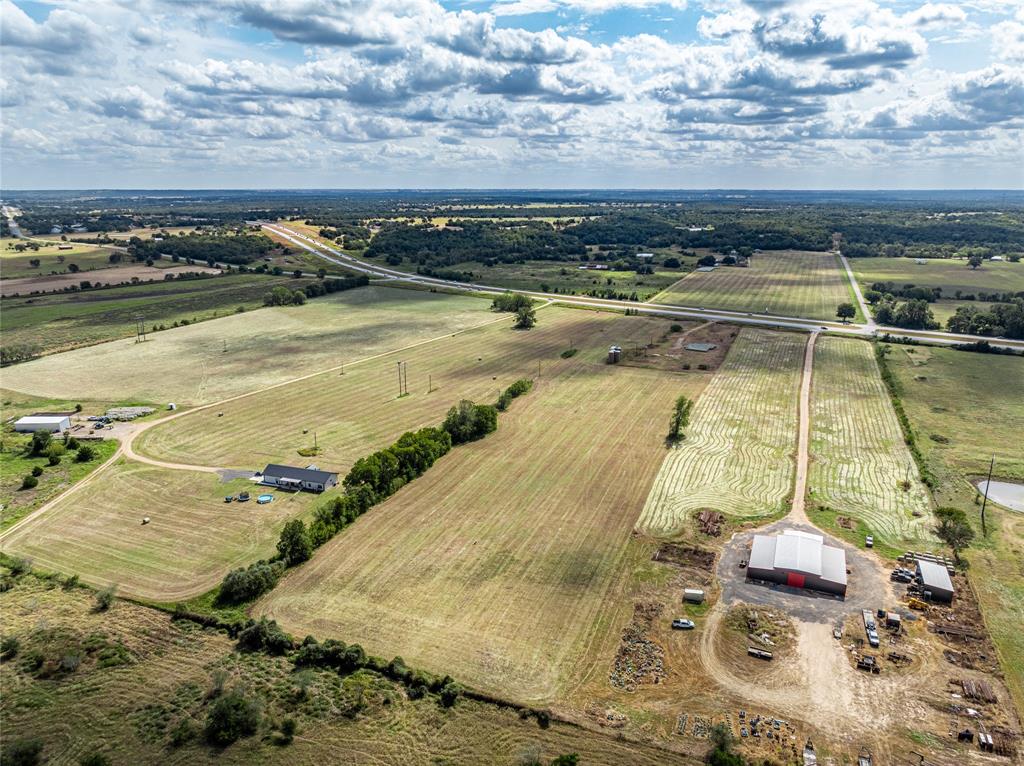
[[671, 619, 696, 630]]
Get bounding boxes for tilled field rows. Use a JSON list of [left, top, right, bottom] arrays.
[[257, 355, 704, 704], [653, 250, 852, 321], [808, 337, 934, 546], [636, 328, 805, 537]]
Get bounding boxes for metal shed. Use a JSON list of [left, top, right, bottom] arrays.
[[916, 560, 954, 603]]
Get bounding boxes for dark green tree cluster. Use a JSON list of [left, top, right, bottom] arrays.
[[870, 281, 941, 303], [276, 520, 312, 566], [218, 561, 285, 605], [497, 379, 533, 411], [366, 220, 585, 268], [130, 232, 275, 265], [934, 507, 975, 562], [873, 298, 939, 330], [237, 617, 294, 655], [204, 689, 261, 746], [946, 300, 1024, 339], [491, 292, 533, 312], [442, 400, 498, 444], [263, 286, 306, 306], [344, 427, 453, 498], [300, 274, 370, 298]]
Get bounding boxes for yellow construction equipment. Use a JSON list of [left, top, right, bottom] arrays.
[[908, 598, 930, 611]]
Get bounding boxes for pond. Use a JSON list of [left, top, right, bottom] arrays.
[[977, 480, 1024, 513]]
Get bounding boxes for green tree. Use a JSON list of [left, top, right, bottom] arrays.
[[28, 430, 52, 456], [551, 756, 579, 766], [204, 689, 261, 746], [934, 507, 975, 561], [20, 475, 38, 490], [968, 254, 983, 269], [836, 302, 856, 322], [95, 585, 117, 611], [277, 520, 312, 566], [514, 305, 536, 329], [668, 395, 694, 443], [75, 445, 96, 462]]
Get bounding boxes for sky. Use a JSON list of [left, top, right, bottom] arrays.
[[1, 0, 1022, 189]]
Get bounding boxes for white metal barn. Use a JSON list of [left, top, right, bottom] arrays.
[[747, 529, 848, 597], [14, 415, 70, 433]]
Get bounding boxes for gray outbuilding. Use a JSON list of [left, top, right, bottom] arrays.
[[14, 415, 70, 433], [916, 560, 955, 603]]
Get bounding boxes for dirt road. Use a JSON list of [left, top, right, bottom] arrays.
[[789, 331, 817, 525]]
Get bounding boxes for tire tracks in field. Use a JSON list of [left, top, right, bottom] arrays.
[[0, 311, 514, 548]]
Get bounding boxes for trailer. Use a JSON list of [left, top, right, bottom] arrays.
[[747, 647, 773, 661]]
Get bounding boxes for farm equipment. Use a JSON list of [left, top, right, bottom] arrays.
[[747, 647, 773, 661], [908, 597, 930, 611], [856, 655, 881, 674]]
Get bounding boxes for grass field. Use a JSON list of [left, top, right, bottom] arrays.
[[851, 257, 1024, 298], [1, 238, 119, 279], [884, 345, 1024, 716], [652, 250, 856, 321], [806, 337, 934, 548], [0, 461, 322, 601], [0, 576, 697, 766], [1, 263, 220, 297], [0, 273, 326, 357], [2, 286, 493, 406], [635, 328, 805, 536], [134, 306, 652, 470], [257, 337, 703, 703], [0, 437, 118, 532]]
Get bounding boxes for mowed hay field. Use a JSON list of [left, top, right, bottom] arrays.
[[257, 355, 702, 703], [652, 250, 855, 320], [135, 306, 630, 470], [0, 238, 118, 279], [0, 462, 321, 601], [636, 328, 805, 536], [2, 286, 493, 405], [807, 337, 934, 547]]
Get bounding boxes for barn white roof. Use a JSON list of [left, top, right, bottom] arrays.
[[749, 529, 847, 585]]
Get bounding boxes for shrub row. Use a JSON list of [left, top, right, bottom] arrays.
[[497, 379, 533, 411], [873, 344, 936, 488]]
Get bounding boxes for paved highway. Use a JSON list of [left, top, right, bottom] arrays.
[[260, 222, 1024, 352]]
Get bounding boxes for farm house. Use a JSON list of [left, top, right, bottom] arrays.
[[916, 560, 955, 603], [260, 464, 338, 493], [747, 529, 847, 597], [14, 415, 71, 433]]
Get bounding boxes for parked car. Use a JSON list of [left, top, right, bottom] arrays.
[[867, 629, 880, 648], [671, 619, 696, 630], [865, 535, 874, 548]]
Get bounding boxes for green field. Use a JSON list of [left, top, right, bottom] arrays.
[[2, 286, 494, 405], [0, 435, 118, 532], [636, 328, 805, 536], [1, 238, 120, 279], [652, 250, 857, 321], [885, 344, 1024, 715], [0, 272, 343, 358], [807, 337, 933, 549], [0, 576, 698, 766], [257, 328, 701, 703], [851, 256, 1024, 298]]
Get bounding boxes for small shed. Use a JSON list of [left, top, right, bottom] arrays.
[[917, 560, 954, 603], [685, 343, 717, 352], [15, 415, 70, 433], [683, 588, 705, 604]]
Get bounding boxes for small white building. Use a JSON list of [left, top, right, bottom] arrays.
[[15, 415, 70, 433]]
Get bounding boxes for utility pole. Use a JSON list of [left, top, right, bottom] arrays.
[[428, 374, 432, 393], [135, 316, 146, 343], [397, 361, 403, 397], [980, 455, 995, 537]]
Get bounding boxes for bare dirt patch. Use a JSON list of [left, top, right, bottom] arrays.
[[1, 264, 220, 296], [620, 322, 738, 374]]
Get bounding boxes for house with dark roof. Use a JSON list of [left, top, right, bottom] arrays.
[[261, 464, 338, 493]]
